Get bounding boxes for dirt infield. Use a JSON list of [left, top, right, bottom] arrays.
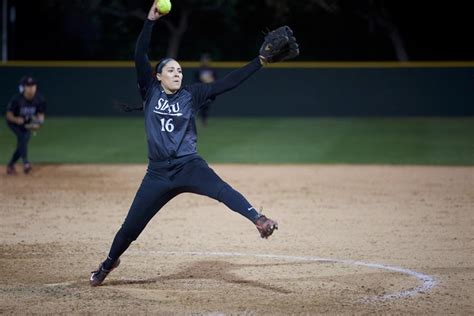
[[0, 164, 473, 314]]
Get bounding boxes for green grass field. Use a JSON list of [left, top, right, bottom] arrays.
[[1, 117, 473, 165]]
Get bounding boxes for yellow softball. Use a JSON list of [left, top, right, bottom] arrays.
[[156, 0, 172, 14]]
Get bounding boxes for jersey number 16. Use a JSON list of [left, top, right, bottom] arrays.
[[160, 118, 175, 132]]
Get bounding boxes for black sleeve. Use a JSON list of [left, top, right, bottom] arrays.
[[208, 58, 261, 97], [135, 19, 155, 100], [187, 58, 262, 110], [6, 95, 19, 115]]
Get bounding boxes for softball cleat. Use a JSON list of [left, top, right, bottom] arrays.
[[255, 214, 278, 239], [90, 258, 121, 287]]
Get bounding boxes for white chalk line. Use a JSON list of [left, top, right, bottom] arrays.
[[128, 250, 437, 302], [44, 282, 74, 287], [43, 250, 437, 302]]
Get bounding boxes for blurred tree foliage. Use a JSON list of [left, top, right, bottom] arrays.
[[10, 0, 473, 61], [43, 0, 242, 60], [39, 0, 346, 60]]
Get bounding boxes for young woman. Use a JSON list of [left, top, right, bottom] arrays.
[[90, 1, 298, 286]]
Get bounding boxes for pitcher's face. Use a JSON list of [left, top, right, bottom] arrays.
[[157, 60, 183, 93]]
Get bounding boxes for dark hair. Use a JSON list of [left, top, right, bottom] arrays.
[[116, 58, 175, 113], [155, 57, 174, 74]]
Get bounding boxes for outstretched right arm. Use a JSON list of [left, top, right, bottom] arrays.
[[135, 1, 167, 99]]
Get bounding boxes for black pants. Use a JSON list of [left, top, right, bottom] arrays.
[[7, 122, 31, 166], [104, 154, 260, 266]]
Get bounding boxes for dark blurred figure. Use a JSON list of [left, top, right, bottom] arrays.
[[5, 76, 47, 175], [194, 53, 217, 127]]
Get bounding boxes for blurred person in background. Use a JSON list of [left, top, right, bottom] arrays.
[[5, 76, 47, 175], [194, 53, 217, 127]]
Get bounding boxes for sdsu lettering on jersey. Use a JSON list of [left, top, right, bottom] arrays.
[[7, 93, 46, 122]]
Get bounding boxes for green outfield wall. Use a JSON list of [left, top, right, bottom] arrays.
[[1, 62, 473, 116]]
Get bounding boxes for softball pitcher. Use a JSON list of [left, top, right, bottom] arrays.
[[90, 0, 299, 286]]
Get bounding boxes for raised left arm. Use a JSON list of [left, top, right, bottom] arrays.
[[207, 58, 263, 97]]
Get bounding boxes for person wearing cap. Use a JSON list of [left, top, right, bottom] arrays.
[[5, 76, 47, 175]]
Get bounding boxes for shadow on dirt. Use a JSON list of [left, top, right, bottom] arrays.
[[105, 260, 322, 294]]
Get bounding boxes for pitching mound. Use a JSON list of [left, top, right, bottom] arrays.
[[1, 164, 472, 314]]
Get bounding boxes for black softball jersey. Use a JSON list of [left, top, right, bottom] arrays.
[[135, 19, 262, 161]]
